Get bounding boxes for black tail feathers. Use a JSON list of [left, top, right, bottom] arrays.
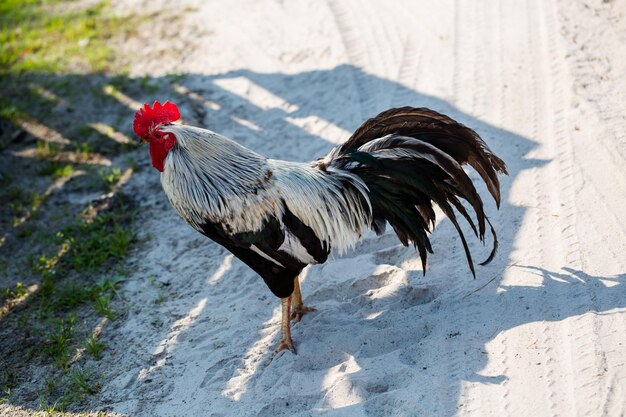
[[329, 107, 507, 277]]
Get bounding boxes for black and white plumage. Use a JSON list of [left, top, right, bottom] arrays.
[[134, 103, 507, 354], [156, 106, 506, 297]]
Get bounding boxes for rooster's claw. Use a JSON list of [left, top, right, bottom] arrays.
[[291, 305, 316, 323], [273, 338, 297, 356]]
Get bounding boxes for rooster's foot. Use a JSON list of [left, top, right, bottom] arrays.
[[291, 304, 316, 323], [273, 337, 296, 356]]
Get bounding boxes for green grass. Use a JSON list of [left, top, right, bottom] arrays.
[[93, 294, 115, 320], [38, 365, 101, 412], [61, 211, 135, 271], [38, 162, 76, 179], [97, 275, 124, 297], [147, 274, 157, 287], [0, 388, 13, 405], [6, 188, 46, 226], [98, 167, 122, 190], [83, 334, 105, 360], [67, 366, 100, 396], [1, 281, 27, 302], [0, 0, 128, 75], [0, 367, 18, 395], [0, 0, 139, 150], [38, 398, 65, 415], [24, 195, 136, 372], [51, 284, 99, 311], [32, 273, 125, 366], [31, 197, 136, 283], [31, 272, 126, 367], [34, 252, 63, 284], [45, 314, 76, 369], [72, 142, 92, 161], [35, 140, 62, 159]]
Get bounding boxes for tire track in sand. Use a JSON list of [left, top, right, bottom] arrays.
[[442, 2, 488, 416], [486, 0, 512, 414], [325, 0, 376, 121], [459, 2, 502, 416], [524, 0, 564, 414], [538, 1, 611, 416]]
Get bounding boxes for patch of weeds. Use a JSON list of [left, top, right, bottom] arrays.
[[60, 215, 135, 272], [67, 366, 100, 396], [33, 252, 64, 288], [34, 264, 127, 318], [93, 294, 115, 320], [38, 398, 66, 415], [52, 284, 99, 311], [9, 187, 46, 227], [6, 188, 45, 223], [83, 335, 105, 360], [1, 281, 27, 302], [0, 101, 23, 126], [0, 388, 13, 405], [43, 377, 56, 397], [45, 314, 76, 369], [0, 367, 18, 394], [97, 275, 125, 296], [38, 162, 75, 179], [41, 366, 101, 410], [30, 193, 135, 321], [98, 166, 122, 190], [31, 191, 45, 207], [0, 282, 32, 318], [147, 274, 157, 287], [8, 195, 137, 406], [36, 140, 62, 159], [55, 164, 76, 178], [71, 141, 92, 161], [154, 293, 168, 304]]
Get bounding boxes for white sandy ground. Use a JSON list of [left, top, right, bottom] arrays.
[[9, 0, 626, 415]]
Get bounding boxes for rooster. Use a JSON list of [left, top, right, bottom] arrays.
[[133, 101, 507, 355]]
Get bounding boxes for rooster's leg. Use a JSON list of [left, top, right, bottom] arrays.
[[291, 275, 316, 323], [273, 296, 296, 355]]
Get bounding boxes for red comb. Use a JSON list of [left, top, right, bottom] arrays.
[[133, 101, 181, 138]]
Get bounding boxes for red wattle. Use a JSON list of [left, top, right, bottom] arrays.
[[149, 136, 176, 172]]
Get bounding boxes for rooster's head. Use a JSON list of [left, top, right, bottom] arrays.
[[133, 100, 181, 172]]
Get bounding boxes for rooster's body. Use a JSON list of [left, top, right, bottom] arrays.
[[134, 102, 507, 354]]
